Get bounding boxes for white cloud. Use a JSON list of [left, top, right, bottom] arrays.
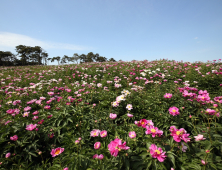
[[194, 37, 198, 39], [0, 32, 91, 51]]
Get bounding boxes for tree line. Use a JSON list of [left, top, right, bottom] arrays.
[[0, 45, 116, 66]]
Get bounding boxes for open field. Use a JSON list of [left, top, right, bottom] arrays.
[[0, 59, 222, 170]]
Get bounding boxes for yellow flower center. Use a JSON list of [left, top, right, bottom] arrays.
[[93, 132, 97, 136], [155, 150, 160, 154], [151, 129, 156, 133], [176, 131, 181, 135], [55, 149, 60, 155], [173, 109, 176, 112]]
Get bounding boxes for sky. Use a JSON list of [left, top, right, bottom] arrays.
[[0, 0, 222, 65]]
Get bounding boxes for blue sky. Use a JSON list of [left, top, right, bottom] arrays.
[[1, 0, 222, 64]]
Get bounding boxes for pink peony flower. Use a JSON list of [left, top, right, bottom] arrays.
[[93, 154, 98, 159], [6, 109, 15, 114], [194, 134, 206, 141], [168, 107, 180, 116], [24, 106, 31, 112], [149, 144, 167, 162], [136, 119, 149, 128], [75, 140, 80, 144], [23, 112, 29, 117], [126, 104, 133, 110], [94, 142, 101, 149], [164, 93, 172, 99], [44, 105, 51, 110], [32, 111, 39, 115], [5, 120, 12, 125], [129, 131, 136, 139], [90, 129, 101, 137], [100, 130, 107, 138], [5, 152, 11, 158], [169, 126, 191, 143], [32, 116, 39, 120], [48, 133, 54, 138], [145, 125, 163, 137], [63, 167, 69, 170], [10, 135, 18, 141], [201, 160, 207, 165], [47, 114, 53, 118], [26, 124, 37, 131], [50, 147, 64, 157], [97, 154, 104, 160], [127, 113, 133, 117], [109, 113, 117, 119], [108, 138, 130, 157]]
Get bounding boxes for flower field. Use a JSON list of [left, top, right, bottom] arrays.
[[0, 59, 222, 170]]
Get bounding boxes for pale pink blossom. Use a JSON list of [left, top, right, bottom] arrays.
[[194, 134, 206, 141], [108, 138, 130, 157], [94, 142, 101, 149], [129, 131, 136, 139]]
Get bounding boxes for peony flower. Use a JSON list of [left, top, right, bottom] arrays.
[[5, 152, 11, 158], [24, 106, 31, 112], [10, 135, 18, 141], [108, 138, 130, 157], [201, 160, 207, 165], [32, 111, 39, 115], [44, 105, 51, 110], [63, 167, 69, 170], [164, 93, 172, 99], [75, 140, 80, 144], [127, 113, 133, 117], [129, 131, 136, 139], [145, 126, 163, 137], [126, 104, 133, 110], [50, 147, 64, 157], [109, 113, 117, 119], [100, 130, 107, 138], [93, 154, 98, 159], [149, 144, 167, 162], [26, 124, 37, 131], [194, 134, 206, 141], [169, 127, 191, 143], [90, 129, 101, 137], [23, 112, 29, 117], [97, 154, 104, 160], [168, 107, 180, 116], [94, 142, 101, 149]]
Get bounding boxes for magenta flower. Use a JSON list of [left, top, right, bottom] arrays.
[[48, 133, 54, 138], [47, 114, 53, 119], [145, 125, 163, 137], [129, 131, 136, 139], [10, 135, 18, 141], [6, 109, 15, 114], [94, 142, 101, 149], [201, 160, 207, 165], [194, 134, 206, 141], [164, 93, 172, 99], [97, 154, 104, 160], [24, 106, 31, 112], [100, 130, 107, 138], [23, 112, 29, 117], [109, 113, 117, 119], [136, 119, 149, 128], [26, 124, 37, 131], [205, 108, 216, 115], [169, 126, 191, 143], [93, 154, 98, 159], [63, 167, 69, 170], [32, 116, 39, 120], [50, 147, 64, 157], [108, 138, 130, 157], [44, 105, 51, 110], [149, 144, 167, 162], [32, 111, 39, 115], [168, 107, 180, 116], [90, 129, 101, 137], [38, 119, 44, 124], [127, 113, 133, 117], [5, 152, 11, 158], [5, 120, 12, 125]]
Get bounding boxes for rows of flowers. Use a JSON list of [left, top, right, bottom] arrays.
[[0, 59, 222, 169]]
